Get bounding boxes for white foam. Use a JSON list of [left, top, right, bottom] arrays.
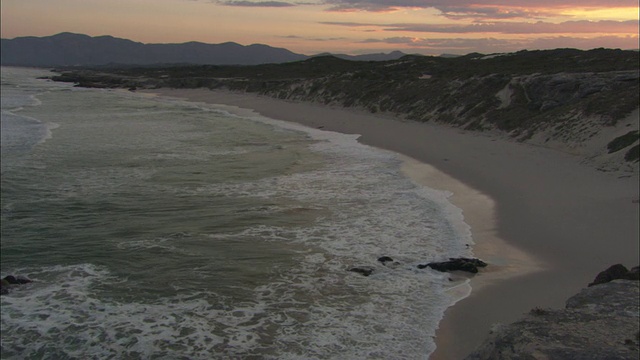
[[144, 93, 474, 357], [2, 81, 477, 359], [2, 260, 447, 358], [161, 105, 477, 357]]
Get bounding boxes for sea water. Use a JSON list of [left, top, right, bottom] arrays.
[[0, 67, 473, 359]]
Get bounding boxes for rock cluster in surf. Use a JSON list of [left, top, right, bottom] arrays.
[[418, 257, 488, 274], [348, 256, 488, 277], [0, 275, 33, 295]]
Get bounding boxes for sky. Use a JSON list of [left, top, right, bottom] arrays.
[[1, 0, 638, 55]]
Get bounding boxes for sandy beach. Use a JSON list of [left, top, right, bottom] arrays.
[[143, 88, 639, 359]]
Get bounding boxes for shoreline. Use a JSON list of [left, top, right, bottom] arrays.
[[140, 88, 639, 358]]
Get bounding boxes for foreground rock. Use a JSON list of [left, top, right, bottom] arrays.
[[465, 266, 640, 360], [589, 264, 639, 286], [0, 275, 33, 295], [418, 257, 488, 274]]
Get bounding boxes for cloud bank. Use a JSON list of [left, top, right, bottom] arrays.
[[322, 20, 639, 34], [219, 1, 296, 7], [321, 0, 638, 17]]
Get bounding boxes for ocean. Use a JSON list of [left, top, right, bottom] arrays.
[[0, 66, 473, 359]]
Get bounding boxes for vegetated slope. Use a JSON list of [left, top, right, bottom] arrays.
[[50, 48, 640, 171]]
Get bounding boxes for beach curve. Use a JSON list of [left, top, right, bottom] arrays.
[[139, 88, 639, 359]]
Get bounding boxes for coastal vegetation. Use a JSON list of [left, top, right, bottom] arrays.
[[608, 131, 639, 153], [49, 48, 640, 168]]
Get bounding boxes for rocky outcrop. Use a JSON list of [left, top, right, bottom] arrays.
[[0, 275, 33, 295], [418, 257, 488, 274], [589, 264, 640, 286], [465, 266, 640, 360], [349, 256, 486, 276]]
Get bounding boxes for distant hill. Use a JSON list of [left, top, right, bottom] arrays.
[[1, 33, 422, 67], [0, 32, 309, 66], [313, 51, 409, 61]]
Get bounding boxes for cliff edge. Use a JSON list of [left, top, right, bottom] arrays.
[[465, 266, 640, 360]]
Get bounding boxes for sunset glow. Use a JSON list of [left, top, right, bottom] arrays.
[[1, 0, 638, 55]]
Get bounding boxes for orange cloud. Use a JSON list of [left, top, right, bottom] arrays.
[[322, 20, 639, 34], [322, 0, 639, 19]]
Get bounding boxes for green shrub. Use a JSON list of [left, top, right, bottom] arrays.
[[624, 144, 639, 162], [607, 131, 639, 153]]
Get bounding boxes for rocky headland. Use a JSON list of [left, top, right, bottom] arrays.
[[465, 265, 640, 360]]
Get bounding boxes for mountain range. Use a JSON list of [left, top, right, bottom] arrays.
[[0, 33, 408, 67]]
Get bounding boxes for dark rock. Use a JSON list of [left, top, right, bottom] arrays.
[[15, 275, 32, 284], [3, 275, 32, 284], [0, 275, 32, 295], [419, 257, 487, 274], [458, 257, 488, 267], [588, 264, 630, 286], [622, 266, 640, 281], [377, 256, 394, 265], [349, 267, 374, 277], [5, 275, 32, 284], [0, 279, 10, 295], [466, 280, 640, 360]]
